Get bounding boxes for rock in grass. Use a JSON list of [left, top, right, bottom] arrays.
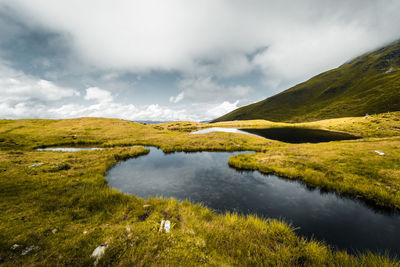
[[29, 163, 44, 168], [159, 220, 165, 232], [159, 219, 171, 233], [10, 244, 19, 250], [21, 245, 39, 256], [164, 220, 171, 233], [91, 243, 107, 266]]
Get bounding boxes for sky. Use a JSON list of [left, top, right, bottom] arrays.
[[1, 0, 400, 121]]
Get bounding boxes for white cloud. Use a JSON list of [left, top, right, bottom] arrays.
[[169, 92, 184, 103], [84, 87, 113, 103], [51, 88, 231, 121], [49, 100, 234, 122], [3, 0, 400, 86], [0, 62, 80, 119], [1, 1, 400, 121], [0, 72, 241, 121], [205, 100, 239, 118], [0, 63, 79, 102], [178, 76, 253, 102], [49, 91, 226, 121]]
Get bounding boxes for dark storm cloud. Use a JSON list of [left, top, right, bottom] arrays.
[[2, 0, 399, 81]]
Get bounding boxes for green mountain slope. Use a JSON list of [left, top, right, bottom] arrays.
[[214, 41, 400, 122]]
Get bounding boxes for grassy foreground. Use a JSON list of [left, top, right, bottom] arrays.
[[1, 113, 400, 266]]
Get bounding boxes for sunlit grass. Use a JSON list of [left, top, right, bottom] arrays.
[[229, 137, 400, 209], [1, 113, 400, 265]]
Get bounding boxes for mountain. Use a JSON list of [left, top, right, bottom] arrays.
[[214, 41, 400, 123]]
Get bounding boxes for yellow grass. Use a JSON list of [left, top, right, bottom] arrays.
[[1, 112, 400, 265]]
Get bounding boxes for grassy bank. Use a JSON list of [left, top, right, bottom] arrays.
[[0, 118, 277, 153], [212, 111, 400, 138], [1, 114, 400, 265], [229, 137, 400, 209]]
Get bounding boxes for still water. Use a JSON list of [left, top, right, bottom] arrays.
[[191, 127, 360, 143], [37, 147, 103, 152], [106, 147, 400, 256]]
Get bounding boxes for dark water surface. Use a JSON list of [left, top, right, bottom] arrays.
[[240, 127, 360, 143], [191, 127, 360, 143], [106, 147, 400, 256]]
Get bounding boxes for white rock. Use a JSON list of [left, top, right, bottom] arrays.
[[29, 163, 44, 168], [21, 245, 39, 256], [159, 220, 165, 232], [164, 220, 171, 233], [91, 243, 107, 266], [385, 67, 395, 73]]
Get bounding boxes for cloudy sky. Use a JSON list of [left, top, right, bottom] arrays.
[[1, 0, 400, 121]]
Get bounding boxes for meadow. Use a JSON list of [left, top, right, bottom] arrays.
[[1, 112, 400, 266]]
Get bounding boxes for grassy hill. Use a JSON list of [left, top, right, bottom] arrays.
[[214, 41, 400, 122]]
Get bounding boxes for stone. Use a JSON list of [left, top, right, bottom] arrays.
[[91, 243, 107, 266], [21, 245, 39, 256]]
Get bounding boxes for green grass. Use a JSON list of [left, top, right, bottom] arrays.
[[229, 137, 400, 209], [0, 118, 278, 153], [214, 40, 400, 123], [1, 115, 400, 266]]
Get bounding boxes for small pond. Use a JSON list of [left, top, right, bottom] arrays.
[[191, 127, 360, 143], [106, 147, 400, 257], [191, 127, 256, 136], [37, 147, 103, 152]]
